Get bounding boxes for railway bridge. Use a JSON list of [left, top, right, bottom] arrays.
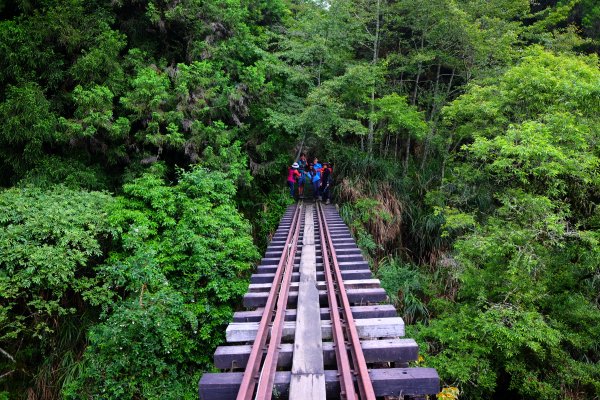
[[199, 202, 439, 399]]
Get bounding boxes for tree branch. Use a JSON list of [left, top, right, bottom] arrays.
[[0, 370, 14, 380], [0, 347, 15, 363]]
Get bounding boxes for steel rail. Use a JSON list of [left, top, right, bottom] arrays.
[[254, 201, 303, 399], [316, 201, 357, 399], [317, 202, 377, 400], [236, 202, 303, 400]]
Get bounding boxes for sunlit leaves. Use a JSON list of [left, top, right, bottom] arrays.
[[374, 93, 427, 140], [0, 187, 114, 342], [61, 85, 130, 140], [70, 28, 127, 91], [418, 303, 565, 399], [446, 48, 600, 202], [427, 47, 600, 399], [65, 166, 259, 398], [468, 115, 599, 197]]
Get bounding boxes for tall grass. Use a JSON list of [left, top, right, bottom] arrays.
[[329, 143, 450, 264], [377, 257, 430, 324], [28, 313, 92, 400]]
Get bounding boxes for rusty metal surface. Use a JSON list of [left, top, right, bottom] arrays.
[[316, 202, 357, 400], [317, 202, 376, 400], [235, 203, 303, 400], [254, 203, 303, 399]]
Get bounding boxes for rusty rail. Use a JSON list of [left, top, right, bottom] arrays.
[[316, 201, 376, 400], [236, 202, 303, 400], [316, 201, 357, 399]]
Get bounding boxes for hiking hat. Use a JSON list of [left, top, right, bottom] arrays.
[[292, 162, 299, 168]]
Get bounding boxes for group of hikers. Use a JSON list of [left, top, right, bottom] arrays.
[[287, 153, 333, 204]]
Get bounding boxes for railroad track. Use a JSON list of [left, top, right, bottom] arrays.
[[199, 202, 439, 399]]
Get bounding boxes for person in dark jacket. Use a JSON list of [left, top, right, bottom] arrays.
[[297, 153, 307, 198], [320, 162, 333, 204]]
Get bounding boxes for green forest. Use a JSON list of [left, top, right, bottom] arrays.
[[0, 0, 599, 398]]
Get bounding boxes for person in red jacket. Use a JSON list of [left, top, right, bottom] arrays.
[[287, 162, 301, 198], [297, 153, 308, 198]]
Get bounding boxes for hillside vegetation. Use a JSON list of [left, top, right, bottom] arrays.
[[0, 0, 599, 399]]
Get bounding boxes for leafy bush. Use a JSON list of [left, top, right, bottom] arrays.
[[0, 186, 115, 397], [421, 49, 600, 399], [63, 166, 259, 399], [377, 258, 429, 324]]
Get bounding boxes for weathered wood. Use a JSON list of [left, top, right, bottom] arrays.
[[289, 204, 326, 399], [225, 317, 404, 342], [265, 250, 323, 258], [338, 261, 370, 270], [250, 272, 279, 284], [334, 248, 362, 256], [369, 368, 440, 397], [333, 243, 359, 249], [354, 317, 404, 339], [251, 269, 371, 284], [347, 287, 388, 303], [261, 256, 324, 265], [258, 262, 370, 275], [335, 254, 364, 262], [214, 339, 419, 369], [250, 268, 372, 284], [260, 255, 324, 266], [232, 304, 397, 322], [199, 368, 439, 399], [329, 238, 355, 244], [248, 279, 381, 292], [243, 290, 322, 308], [255, 264, 302, 274], [328, 232, 350, 235], [243, 287, 386, 307], [348, 304, 398, 319]]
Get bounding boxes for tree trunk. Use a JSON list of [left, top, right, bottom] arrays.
[[430, 62, 442, 118], [368, 88, 375, 153], [411, 36, 425, 106], [440, 132, 453, 185], [295, 134, 306, 161], [367, 0, 381, 154], [399, 71, 404, 92], [404, 136, 411, 176], [386, 132, 391, 157], [420, 63, 442, 172], [446, 67, 456, 97], [317, 56, 324, 86]]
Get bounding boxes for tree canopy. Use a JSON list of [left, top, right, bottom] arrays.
[[0, 0, 599, 399]]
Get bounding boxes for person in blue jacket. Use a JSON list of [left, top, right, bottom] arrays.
[[312, 157, 322, 200]]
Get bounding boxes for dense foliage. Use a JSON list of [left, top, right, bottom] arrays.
[[0, 0, 599, 399]]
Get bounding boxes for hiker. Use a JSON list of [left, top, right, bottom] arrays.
[[297, 153, 307, 198], [320, 162, 333, 204], [312, 158, 322, 200], [287, 162, 301, 198]]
